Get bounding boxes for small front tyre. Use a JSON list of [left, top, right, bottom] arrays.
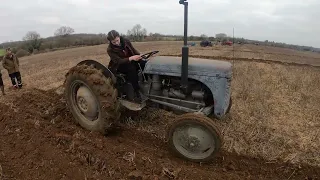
[[167, 113, 223, 162]]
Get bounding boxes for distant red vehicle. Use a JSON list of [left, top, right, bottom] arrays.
[[222, 41, 233, 46]]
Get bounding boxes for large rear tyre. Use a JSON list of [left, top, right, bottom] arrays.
[[167, 113, 223, 162], [64, 64, 121, 135]]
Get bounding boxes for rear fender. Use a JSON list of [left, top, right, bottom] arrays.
[[77, 60, 116, 84]]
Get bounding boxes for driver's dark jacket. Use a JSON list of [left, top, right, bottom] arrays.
[[107, 37, 140, 73]]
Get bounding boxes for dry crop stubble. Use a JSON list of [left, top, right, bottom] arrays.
[[222, 61, 320, 166]]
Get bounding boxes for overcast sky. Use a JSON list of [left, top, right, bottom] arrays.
[[0, 0, 319, 47]]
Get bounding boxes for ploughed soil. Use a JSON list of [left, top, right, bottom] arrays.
[[0, 88, 319, 180]]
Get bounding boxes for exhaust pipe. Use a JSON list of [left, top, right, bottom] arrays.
[[180, 0, 189, 92]]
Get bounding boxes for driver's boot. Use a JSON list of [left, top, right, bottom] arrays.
[[133, 90, 147, 104], [132, 92, 142, 104], [137, 91, 148, 102]]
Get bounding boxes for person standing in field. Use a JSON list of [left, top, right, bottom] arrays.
[[0, 69, 5, 95], [2, 48, 23, 89]]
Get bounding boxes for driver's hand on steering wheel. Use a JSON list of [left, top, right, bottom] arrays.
[[129, 55, 142, 61]]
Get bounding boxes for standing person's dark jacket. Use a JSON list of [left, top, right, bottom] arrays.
[[107, 37, 140, 73]]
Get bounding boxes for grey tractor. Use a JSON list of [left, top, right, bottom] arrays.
[[63, 0, 232, 162]]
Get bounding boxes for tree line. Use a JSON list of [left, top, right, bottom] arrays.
[[1, 24, 319, 58]]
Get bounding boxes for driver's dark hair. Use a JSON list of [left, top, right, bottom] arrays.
[[107, 30, 120, 41]]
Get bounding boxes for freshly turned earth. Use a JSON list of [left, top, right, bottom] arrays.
[[0, 88, 319, 180]]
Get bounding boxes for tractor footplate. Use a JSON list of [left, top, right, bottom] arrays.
[[119, 99, 146, 111]]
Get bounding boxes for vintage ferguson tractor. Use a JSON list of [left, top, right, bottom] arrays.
[[64, 0, 232, 162]]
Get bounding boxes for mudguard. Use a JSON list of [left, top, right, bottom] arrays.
[[77, 60, 116, 84]]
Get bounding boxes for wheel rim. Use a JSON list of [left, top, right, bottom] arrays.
[[172, 122, 216, 160], [70, 80, 100, 122]]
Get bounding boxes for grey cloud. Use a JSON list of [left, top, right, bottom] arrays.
[[0, 0, 319, 47]]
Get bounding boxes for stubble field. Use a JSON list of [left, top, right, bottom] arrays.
[[0, 49, 5, 57], [0, 41, 319, 180]]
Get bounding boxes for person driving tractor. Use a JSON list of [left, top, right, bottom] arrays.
[[106, 30, 146, 103]]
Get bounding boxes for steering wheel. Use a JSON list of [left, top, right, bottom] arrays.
[[140, 50, 159, 59]]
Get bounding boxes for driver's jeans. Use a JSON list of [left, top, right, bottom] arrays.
[[117, 60, 146, 92]]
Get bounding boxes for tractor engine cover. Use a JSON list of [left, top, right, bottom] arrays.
[[144, 56, 232, 119]]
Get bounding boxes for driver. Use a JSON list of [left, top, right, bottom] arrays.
[[106, 30, 146, 103]]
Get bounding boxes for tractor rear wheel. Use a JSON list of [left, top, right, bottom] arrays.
[[167, 113, 223, 162], [64, 64, 120, 134]]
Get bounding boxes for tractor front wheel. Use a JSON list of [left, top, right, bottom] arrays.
[[167, 113, 223, 162], [64, 64, 121, 134]]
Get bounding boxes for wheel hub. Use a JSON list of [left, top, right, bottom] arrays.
[[186, 136, 201, 151], [76, 86, 98, 119], [78, 97, 88, 111], [173, 125, 215, 159]]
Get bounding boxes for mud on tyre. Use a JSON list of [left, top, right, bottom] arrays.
[[64, 64, 120, 134]]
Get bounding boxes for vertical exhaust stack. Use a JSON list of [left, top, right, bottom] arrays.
[[179, 0, 189, 92]]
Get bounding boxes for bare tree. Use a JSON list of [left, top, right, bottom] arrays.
[[23, 31, 40, 41], [215, 33, 227, 39], [22, 31, 42, 53], [54, 26, 75, 36], [200, 34, 208, 40], [127, 24, 147, 42], [149, 32, 162, 41], [215, 33, 228, 43]]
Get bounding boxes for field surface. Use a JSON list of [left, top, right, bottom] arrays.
[[0, 49, 4, 56], [0, 41, 319, 180]]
